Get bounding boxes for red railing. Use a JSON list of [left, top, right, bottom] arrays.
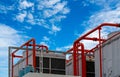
[[66, 23, 120, 77], [10, 38, 48, 77]]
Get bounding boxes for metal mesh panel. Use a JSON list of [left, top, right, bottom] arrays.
[[51, 58, 65, 69]]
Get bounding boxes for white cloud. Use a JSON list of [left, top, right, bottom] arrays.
[[43, 1, 69, 18], [43, 36, 50, 41], [40, 41, 49, 48], [74, 29, 109, 49], [24, 26, 32, 30], [26, 12, 35, 25], [62, 7, 70, 14], [15, 0, 70, 35], [52, 25, 61, 32], [56, 44, 72, 51], [87, 8, 120, 27], [16, 11, 27, 22], [27, 12, 34, 20], [35, 19, 49, 28], [37, 0, 60, 10], [53, 1, 67, 13], [48, 24, 61, 35], [82, 7, 120, 35], [81, 40, 99, 49], [19, 0, 34, 10], [50, 15, 66, 24], [82, 0, 120, 9], [78, 1, 120, 50], [0, 24, 24, 47], [40, 36, 51, 48], [0, 23, 28, 57], [0, 4, 14, 14], [0, 24, 28, 77]]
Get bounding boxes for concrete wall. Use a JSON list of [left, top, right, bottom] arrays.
[[95, 33, 120, 77], [66, 56, 82, 76]]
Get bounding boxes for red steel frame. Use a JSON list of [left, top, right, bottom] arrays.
[[10, 38, 48, 77], [66, 23, 120, 77]]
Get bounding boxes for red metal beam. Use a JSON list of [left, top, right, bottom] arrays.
[[67, 30, 120, 77], [11, 54, 23, 77], [13, 55, 23, 58], [10, 38, 49, 77], [86, 31, 120, 54], [84, 37, 106, 42], [28, 44, 48, 53], [65, 48, 90, 54], [12, 38, 35, 54], [73, 23, 120, 77], [36, 45, 48, 53], [11, 38, 36, 77], [66, 48, 73, 54], [75, 23, 120, 43]]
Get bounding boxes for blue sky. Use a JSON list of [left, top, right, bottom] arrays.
[[1, 0, 120, 77]]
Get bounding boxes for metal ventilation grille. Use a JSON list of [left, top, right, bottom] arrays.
[[86, 61, 95, 77], [36, 57, 65, 75]]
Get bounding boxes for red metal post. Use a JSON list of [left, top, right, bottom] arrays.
[[76, 43, 79, 76], [73, 42, 78, 76], [98, 28, 102, 77], [75, 23, 120, 43], [73, 42, 86, 76], [32, 39, 36, 70], [26, 44, 28, 66], [11, 53, 23, 77], [80, 43, 86, 77], [10, 38, 37, 77], [67, 23, 120, 77], [72, 23, 120, 77]]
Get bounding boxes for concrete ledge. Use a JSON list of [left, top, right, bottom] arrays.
[[23, 73, 81, 77]]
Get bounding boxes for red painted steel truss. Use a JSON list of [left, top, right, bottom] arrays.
[[66, 23, 120, 77], [10, 38, 48, 77]]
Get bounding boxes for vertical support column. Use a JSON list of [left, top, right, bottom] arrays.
[[76, 43, 79, 76], [8, 47, 10, 77], [80, 43, 86, 77], [73, 42, 78, 76], [39, 45, 44, 73], [11, 53, 14, 77], [98, 28, 102, 77], [26, 44, 28, 66], [32, 39, 36, 70]]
